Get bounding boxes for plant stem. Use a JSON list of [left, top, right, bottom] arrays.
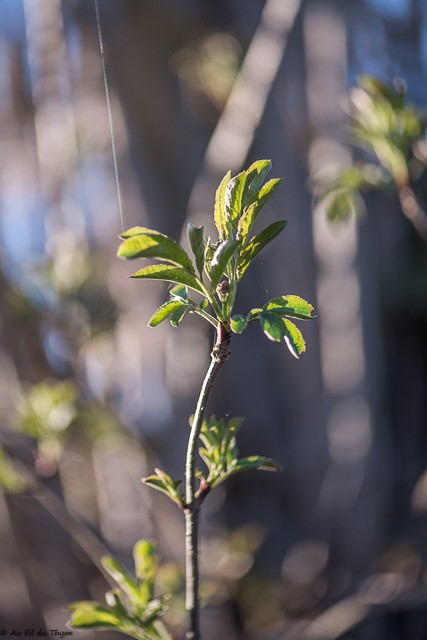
[[192, 307, 218, 328], [184, 323, 231, 640]]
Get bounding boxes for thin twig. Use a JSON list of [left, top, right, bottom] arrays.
[[184, 324, 231, 640]]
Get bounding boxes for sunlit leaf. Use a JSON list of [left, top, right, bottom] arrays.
[[282, 318, 306, 358], [209, 239, 240, 288], [225, 171, 247, 231], [243, 159, 272, 206], [247, 308, 262, 321], [238, 178, 283, 243], [214, 170, 231, 240], [203, 242, 216, 278], [117, 227, 194, 272], [68, 602, 122, 629], [134, 540, 157, 584], [169, 284, 188, 302], [238, 220, 287, 277], [225, 438, 238, 467], [101, 557, 140, 602], [130, 264, 205, 295], [230, 314, 248, 334], [133, 540, 157, 605], [170, 305, 188, 327], [187, 223, 205, 276], [259, 311, 285, 342], [148, 300, 187, 327], [264, 295, 315, 320]]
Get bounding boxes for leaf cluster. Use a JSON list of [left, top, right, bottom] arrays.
[[117, 160, 287, 326], [68, 540, 172, 640], [316, 75, 426, 222], [143, 468, 184, 507], [196, 415, 280, 492], [230, 294, 315, 358], [141, 415, 282, 506]]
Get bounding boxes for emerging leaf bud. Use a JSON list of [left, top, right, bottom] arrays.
[[216, 277, 229, 301]]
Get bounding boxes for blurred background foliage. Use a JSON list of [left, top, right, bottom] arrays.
[[1, 0, 427, 638]]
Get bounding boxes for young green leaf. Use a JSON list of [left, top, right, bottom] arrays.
[[170, 305, 188, 327], [238, 178, 283, 243], [169, 284, 188, 301], [225, 171, 247, 231], [133, 540, 157, 606], [225, 456, 281, 476], [239, 456, 280, 470], [134, 540, 157, 586], [224, 438, 237, 468], [105, 589, 128, 617], [187, 223, 205, 276], [282, 318, 306, 358], [238, 220, 287, 277], [151, 619, 174, 640], [69, 539, 172, 640], [142, 598, 169, 625], [68, 602, 123, 629], [243, 159, 272, 206], [142, 468, 183, 507], [203, 241, 216, 278], [259, 311, 286, 342], [198, 415, 281, 490], [148, 300, 187, 327], [230, 314, 248, 334], [130, 264, 205, 296], [214, 170, 231, 240], [264, 295, 315, 320], [209, 239, 240, 288], [101, 556, 140, 603], [117, 227, 194, 272], [247, 308, 262, 322]]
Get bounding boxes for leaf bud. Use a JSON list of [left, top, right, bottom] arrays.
[[216, 277, 229, 301]]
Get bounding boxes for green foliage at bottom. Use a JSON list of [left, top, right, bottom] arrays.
[[68, 540, 172, 640]]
